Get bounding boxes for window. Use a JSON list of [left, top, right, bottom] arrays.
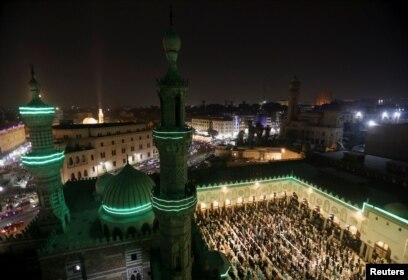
[[75, 156, 80, 164], [148, 152, 151, 157], [122, 148, 126, 154], [122, 139, 125, 143], [100, 152, 106, 158], [139, 136, 142, 140], [112, 150, 116, 156], [69, 157, 73, 165], [147, 135, 150, 139], [139, 144, 143, 149], [147, 143, 150, 148], [113, 161, 116, 167], [112, 140, 115, 145], [131, 137, 133, 142], [131, 253, 137, 261], [92, 166, 95, 172], [140, 154, 143, 160], [100, 142, 104, 147], [91, 154, 94, 160], [84, 170, 88, 177], [123, 158, 126, 164], [131, 146, 135, 151]]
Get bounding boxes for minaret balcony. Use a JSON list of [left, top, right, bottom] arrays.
[[153, 128, 192, 140]]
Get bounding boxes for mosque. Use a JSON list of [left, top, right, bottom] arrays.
[[1, 14, 407, 280]]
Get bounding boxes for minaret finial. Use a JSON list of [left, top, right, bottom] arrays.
[[169, 5, 173, 26], [30, 64, 35, 79]]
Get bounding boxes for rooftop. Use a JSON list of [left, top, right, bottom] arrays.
[[53, 121, 145, 130]]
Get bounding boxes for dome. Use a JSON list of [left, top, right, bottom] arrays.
[[163, 27, 181, 53], [82, 117, 98, 124], [95, 172, 114, 196], [102, 164, 154, 217]]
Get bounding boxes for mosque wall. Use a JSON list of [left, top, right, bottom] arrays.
[[196, 177, 408, 263]]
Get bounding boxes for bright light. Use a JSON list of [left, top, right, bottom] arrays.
[[367, 120, 377, 127], [355, 112, 362, 118], [0, 186, 3, 192], [281, 148, 285, 153], [75, 265, 81, 271], [382, 112, 388, 119], [394, 112, 401, 118]]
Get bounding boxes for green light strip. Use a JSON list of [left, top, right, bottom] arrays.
[[153, 130, 191, 135], [153, 135, 183, 140], [152, 198, 197, 212], [22, 154, 65, 165], [102, 203, 152, 215], [19, 106, 55, 115], [22, 151, 64, 160], [153, 195, 195, 203], [363, 203, 408, 225], [220, 266, 231, 278], [20, 110, 55, 115], [19, 106, 55, 110], [22, 151, 65, 165]]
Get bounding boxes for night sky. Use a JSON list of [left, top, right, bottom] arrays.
[[0, 0, 407, 108]]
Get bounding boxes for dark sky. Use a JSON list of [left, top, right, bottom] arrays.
[[0, 0, 407, 108]]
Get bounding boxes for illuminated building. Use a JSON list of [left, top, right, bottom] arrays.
[[0, 123, 26, 154], [19, 66, 70, 234], [53, 122, 157, 183]]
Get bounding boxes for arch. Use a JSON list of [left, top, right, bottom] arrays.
[[71, 173, 75, 181], [77, 171, 82, 180], [84, 170, 88, 177], [75, 156, 80, 164], [113, 227, 122, 240], [127, 226, 137, 238], [69, 157, 73, 165], [141, 222, 150, 235], [82, 154, 86, 162]]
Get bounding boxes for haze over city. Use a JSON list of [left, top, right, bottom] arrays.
[[0, 0, 407, 108]]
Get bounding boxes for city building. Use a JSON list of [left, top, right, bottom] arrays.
[[0, 123, 26, 154], [53, 122, 157, 183], [2, 11, 408, 280], [191, 117, 236, 139]]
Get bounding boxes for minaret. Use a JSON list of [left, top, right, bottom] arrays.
[[19, 66, 70, 234], [287, 76, 301, 123], [152, 11, 196, 280]]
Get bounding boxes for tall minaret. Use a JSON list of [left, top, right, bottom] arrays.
[[287, 76, 301, 123], [19, 66, 70, 234], [152, 11, 196, 280]]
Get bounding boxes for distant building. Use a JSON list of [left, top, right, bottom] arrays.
[[0, 124, 26, 154], [192, 117, 237, 139], [365, 124, 408, 162], [53, 122, 157, 183]]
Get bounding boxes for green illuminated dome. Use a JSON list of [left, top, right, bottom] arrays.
[[163, 26, 181, 53], [102, 164, 154, 216], [95, 172, 114, 196]]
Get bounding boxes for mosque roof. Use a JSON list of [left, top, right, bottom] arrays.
[[95, 172, 114, 195], [102, 164, 154, 216]]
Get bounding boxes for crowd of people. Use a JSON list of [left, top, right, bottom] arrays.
[[195, 195, 366, 280]]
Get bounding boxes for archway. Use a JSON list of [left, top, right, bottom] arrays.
[[127, 226, 136, 238], [113, 227, 122, 240], [141, 223, 150, 235], [77, 171, 82, 180]]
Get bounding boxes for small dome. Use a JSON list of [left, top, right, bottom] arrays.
[[82, 117, 98, 124], [96, 172, 114, 196], [102, 164, 154, 216], [163, 27, 181, 53]]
